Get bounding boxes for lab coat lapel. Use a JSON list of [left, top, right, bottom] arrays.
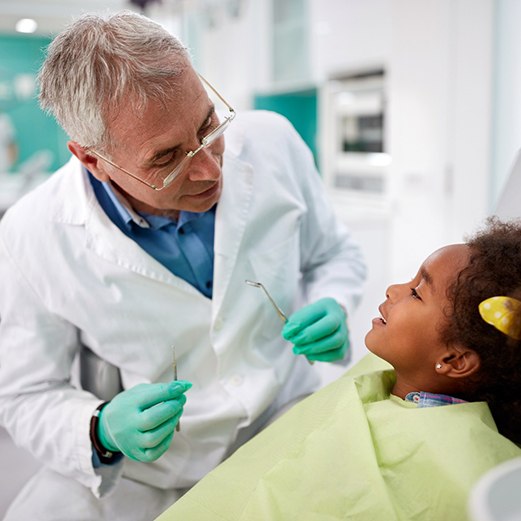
[[59, 160, 200, 292], [212, 151, 254, 316], [85, 198, 186, 287]]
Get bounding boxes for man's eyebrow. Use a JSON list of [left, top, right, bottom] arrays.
[[420, 266, 433, 286], [147, 106, 215, 164]]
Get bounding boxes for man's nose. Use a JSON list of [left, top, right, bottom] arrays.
[[186, 146, 222, 181]]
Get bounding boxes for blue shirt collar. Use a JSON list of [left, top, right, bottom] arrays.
[[98, 178, 148, 229], [98, 178, 210, 231]]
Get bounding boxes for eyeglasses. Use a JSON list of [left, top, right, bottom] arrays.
[[89, 75, 235, 191]]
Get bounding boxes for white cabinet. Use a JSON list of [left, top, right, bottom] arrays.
[[320, 70, 390, 207]]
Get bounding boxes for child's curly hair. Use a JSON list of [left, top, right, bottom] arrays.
[[441, 217, 521, 444]]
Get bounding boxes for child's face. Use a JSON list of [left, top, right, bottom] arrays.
[[365, 244, 469, 394]]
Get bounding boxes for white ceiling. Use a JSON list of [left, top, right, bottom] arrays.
[[0, 0, 146, 35]]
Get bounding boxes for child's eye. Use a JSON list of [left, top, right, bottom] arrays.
[[411, 287, 422, 300]]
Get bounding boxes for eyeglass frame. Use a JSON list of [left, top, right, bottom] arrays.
[[87, 74, 236, 191]]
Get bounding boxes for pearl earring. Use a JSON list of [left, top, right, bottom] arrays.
[[435, 363, 442, 370]]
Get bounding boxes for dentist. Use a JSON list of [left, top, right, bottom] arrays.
[[0, 10, 366, 521]]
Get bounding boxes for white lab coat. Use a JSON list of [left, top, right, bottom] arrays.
[[0, 111, 366, 516]]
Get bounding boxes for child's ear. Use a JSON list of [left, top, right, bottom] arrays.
[[436, 348, 481, 379]]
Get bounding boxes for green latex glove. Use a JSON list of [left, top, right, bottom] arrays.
[[98, 380, 192, 462], [281, 298, 349, 363]]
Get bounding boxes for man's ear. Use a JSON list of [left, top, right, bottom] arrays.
[[67, 141, 110, 182], [436, 347, 481, 379]]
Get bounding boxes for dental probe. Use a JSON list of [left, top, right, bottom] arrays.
[[245, 280, 288, 322], [245, 280, 314, 365], [172, 345, 180, 432]]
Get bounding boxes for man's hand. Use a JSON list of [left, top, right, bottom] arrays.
[[282, 298, 349, 363], [97, 380, 191, 462]]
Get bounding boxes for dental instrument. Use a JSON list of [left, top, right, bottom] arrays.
[[245, 280, 314, 365], [245, 280, 288, 322], [172, 345, 180, 432]]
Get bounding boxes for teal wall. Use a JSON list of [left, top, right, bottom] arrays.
[[253, 88, 318, 167], [0, 34, 69, 173], [0, 33, 319, 175]]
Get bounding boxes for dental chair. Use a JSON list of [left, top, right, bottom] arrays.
[[468, 456, 521, 521]]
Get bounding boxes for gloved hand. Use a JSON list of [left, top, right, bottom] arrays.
[[97, 380, 192, 462], [281, 298, 349, 363]]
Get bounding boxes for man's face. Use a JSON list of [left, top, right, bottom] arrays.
[[365, 244, 470, 391], [95, 65, 225, 215]]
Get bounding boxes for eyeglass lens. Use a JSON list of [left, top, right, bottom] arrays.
[[162, 114, 233, 187]]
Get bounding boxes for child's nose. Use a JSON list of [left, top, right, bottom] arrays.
[[385, 283, 403, 301]]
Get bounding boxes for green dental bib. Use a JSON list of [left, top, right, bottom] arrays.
[[156, 355, 521, 521]]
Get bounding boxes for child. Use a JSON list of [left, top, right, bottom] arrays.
[[155, 217, 521, 521]]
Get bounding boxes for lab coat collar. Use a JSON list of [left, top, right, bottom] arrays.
[[223, 117, 246, 158], [49, 156, 93, 225], [49, 136, 254, 306], [48, 157, 191, 287]]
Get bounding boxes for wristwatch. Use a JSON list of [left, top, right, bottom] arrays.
[[89, 402, 121, 464]]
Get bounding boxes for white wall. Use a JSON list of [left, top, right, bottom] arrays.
[[387, 0, 453, 282], [309, 0, 392, 82], [450, 0, 494, 236], [187, 1, 271, 109], [388, 0, 493, 282], [491, 0, 521, 207]]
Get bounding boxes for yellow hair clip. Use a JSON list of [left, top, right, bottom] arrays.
[[479, 296, 521, 340]]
